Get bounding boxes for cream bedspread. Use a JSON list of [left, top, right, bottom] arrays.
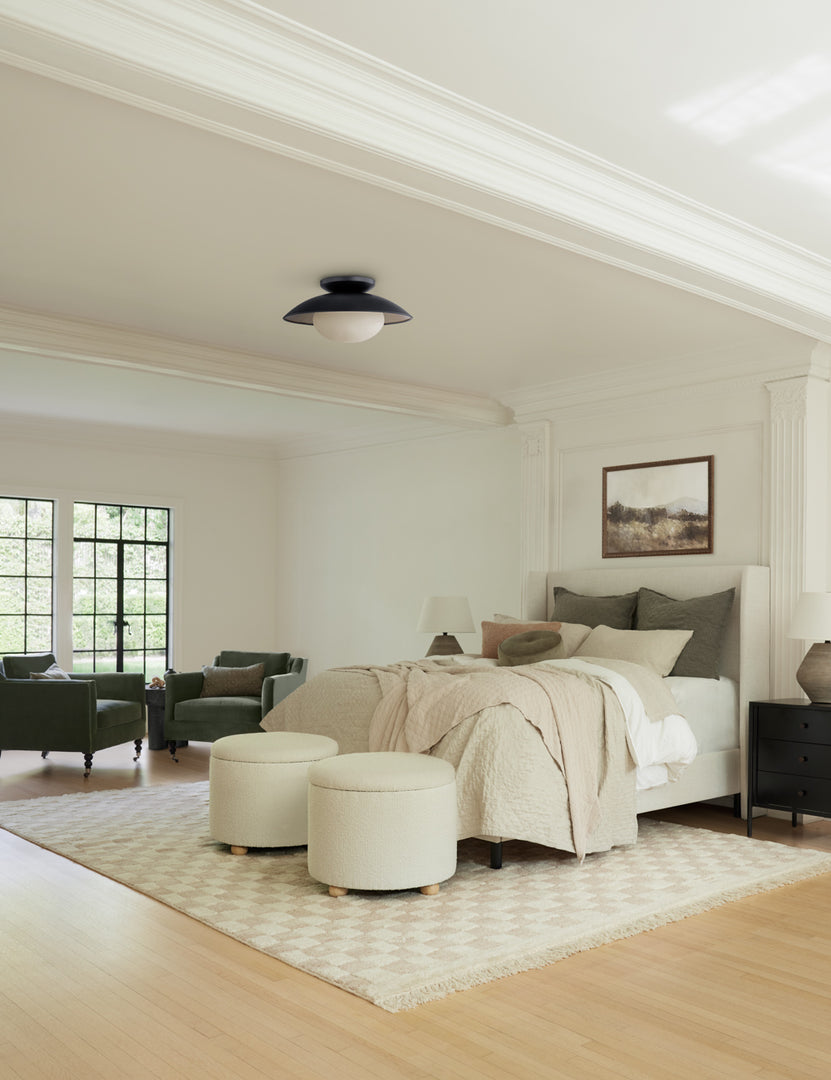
[[262, 657, 682, 857]]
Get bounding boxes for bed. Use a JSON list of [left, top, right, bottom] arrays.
[[263, 565, 770, 864], [534, 565, 770, 817]]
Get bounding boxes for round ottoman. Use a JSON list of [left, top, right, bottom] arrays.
[[209, 731, 339, 854], [307, 751, 457, 896]]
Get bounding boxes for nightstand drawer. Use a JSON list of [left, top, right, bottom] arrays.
[[757, 739, 831, 778], [756, 771, 831, 813], [757, 707, 831, 745]]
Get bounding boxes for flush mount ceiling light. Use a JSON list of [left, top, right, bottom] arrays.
[[282, 275, 412, 343]]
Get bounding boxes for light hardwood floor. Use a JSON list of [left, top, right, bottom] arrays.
[[2, 744, 831, 1080]]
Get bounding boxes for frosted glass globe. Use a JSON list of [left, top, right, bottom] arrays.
[[313, 310, 385, 343]]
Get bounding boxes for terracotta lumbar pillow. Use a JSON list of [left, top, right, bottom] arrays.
[[497, 630, 565, 667], [489, 616, 591, 658], [200, 662, 265, 697], [481, 620, 561, 659]]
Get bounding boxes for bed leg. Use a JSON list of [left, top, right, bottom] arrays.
[[489, 841, 503, 870], [733, 793, 741, 818]]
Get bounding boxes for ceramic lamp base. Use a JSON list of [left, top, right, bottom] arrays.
[[796, 641, 831, 703], [425, 634, 463, 657]]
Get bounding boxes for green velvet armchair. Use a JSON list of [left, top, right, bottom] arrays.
[[0, 652, 146, 776], [164, 650, 308, 759]]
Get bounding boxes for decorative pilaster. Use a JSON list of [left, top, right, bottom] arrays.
[[767, 375, 829, 697], [519, 422, 551, 618]]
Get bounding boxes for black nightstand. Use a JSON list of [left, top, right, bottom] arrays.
[[747, 699, 831, 837]]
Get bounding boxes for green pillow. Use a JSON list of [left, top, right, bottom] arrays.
[[200, 663, 265, 697], [497, 630, 565, 667], [552, 587, 637, 630], [634, 587, 735, 679]]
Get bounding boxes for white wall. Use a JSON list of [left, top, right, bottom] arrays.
[[549, 382, 768, 572], [1, 421, 522, 679], [0, 428, 280, 672], [275, 425, 522, 673]]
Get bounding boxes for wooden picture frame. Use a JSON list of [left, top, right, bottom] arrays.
[[602, 455, 713, 558]]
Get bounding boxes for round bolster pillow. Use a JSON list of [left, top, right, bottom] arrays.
[[497, 629, 565, 667]]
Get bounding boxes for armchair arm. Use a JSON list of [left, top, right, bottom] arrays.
[[261, 658, 308, 715], [0, 678, 96, 748], [164, 670, 205, 730]]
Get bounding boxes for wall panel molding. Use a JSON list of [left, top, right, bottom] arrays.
[[519, 421, 550, 617], [766, 373, 830, 697]]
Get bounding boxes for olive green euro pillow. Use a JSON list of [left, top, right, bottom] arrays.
[[552, 587, 637, 630], [634, 587, 735, 679]]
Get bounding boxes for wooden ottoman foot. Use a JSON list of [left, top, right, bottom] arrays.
[[230, 845, 248, 855], [329, 885, 349, 897], [420, 884, 440, 895]]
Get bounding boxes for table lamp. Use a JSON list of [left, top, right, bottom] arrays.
[[417, 596, 475, 656], [789, 591, 831, 702]]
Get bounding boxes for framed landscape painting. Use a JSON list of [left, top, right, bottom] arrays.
[[602, 455, 713, 558]]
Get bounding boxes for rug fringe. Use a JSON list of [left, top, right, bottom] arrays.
[[376, 855, 831, 1011]]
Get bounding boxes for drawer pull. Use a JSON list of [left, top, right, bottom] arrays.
[[798, 790, 807, 797], [801, 722, 810, 729], [799, 756, 808, 763]]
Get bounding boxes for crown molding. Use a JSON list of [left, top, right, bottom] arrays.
[[0, 305, 511, 428], [0, 406, 469, 462], [2, 0, 831, 342], [0, 409, 284, 462], [504, 339, 828, 424]]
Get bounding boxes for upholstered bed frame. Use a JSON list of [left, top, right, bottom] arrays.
[[525, 565, 771, 815]]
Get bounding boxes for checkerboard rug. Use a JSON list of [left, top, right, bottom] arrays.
[[3, 781, 830, 1011]]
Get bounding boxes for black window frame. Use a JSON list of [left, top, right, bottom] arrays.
[[0, 495, 55, 656]]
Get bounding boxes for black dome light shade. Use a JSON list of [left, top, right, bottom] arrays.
[[283, 275, 412, 342]]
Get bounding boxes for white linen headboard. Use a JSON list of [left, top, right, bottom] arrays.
[[527, 565, 770, 792]]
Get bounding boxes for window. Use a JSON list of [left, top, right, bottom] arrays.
[[0, 496, 54, 654], [73, 502, 170, 680]]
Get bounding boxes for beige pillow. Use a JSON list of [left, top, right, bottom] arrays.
[[31, 663, 71, 680], [200, 662, 265, 697], [573, 625, 694, 677], [481, 620, 561, 659], [492, 614, 591, 657]]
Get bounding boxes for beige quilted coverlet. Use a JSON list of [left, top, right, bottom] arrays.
[[262, 659, 652, 856]]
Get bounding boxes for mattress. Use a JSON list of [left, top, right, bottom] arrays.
[[664, 675, 739, 755]]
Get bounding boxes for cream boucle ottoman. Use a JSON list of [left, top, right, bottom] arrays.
[[209, 731, 339, 854], [307, 751, 457, 897]]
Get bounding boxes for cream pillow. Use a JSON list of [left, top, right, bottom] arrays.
[[573, 625, 694, 677], [492, 614, 591, 657], [31, 663, 71, 680]]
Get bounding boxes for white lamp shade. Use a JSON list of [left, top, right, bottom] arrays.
[[313, 310, 385, 343], [417, 596, 475, 634], [789, 592, 831, 640]]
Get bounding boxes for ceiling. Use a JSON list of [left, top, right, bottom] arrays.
[[1, 0, 831, 457]]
